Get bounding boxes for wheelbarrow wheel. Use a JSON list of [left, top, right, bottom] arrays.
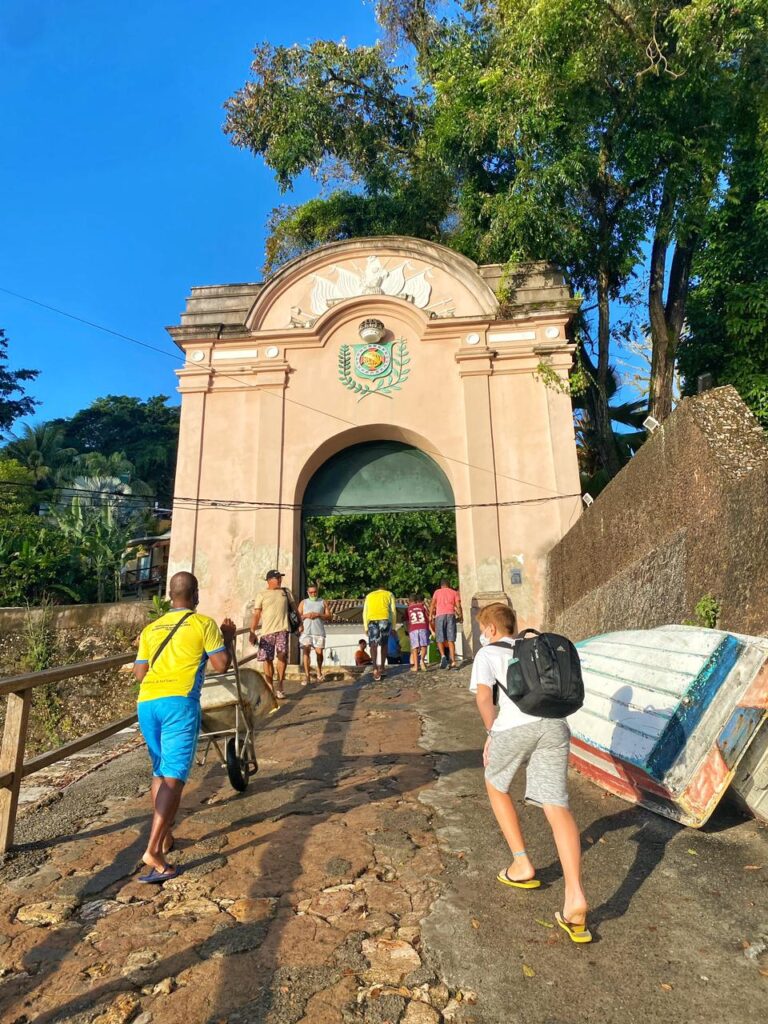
[[226, 737, 250, 792]]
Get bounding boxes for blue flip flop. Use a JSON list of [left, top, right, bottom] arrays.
[[138, 865, 179, 884]]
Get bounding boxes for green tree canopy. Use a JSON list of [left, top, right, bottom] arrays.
[[226, 0, 768, 482], [678, 95, 768, 425], [3, 423, 78, 489], [0, 329, 38, 436], [0, 458, 37, 520], [304, 511, 458, 598], [54, 395, 180, 503]]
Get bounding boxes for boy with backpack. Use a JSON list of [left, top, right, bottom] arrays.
[[470, 602, 590, 942]]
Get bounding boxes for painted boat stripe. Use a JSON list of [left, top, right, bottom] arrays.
[[647, 634, 743, 780], [569, 744, 623, 778]]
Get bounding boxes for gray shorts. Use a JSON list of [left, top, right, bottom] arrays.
[[435, 614, 457, 643], [485, 719, 571, 808]]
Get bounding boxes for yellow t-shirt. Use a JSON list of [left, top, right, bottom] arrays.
[[363, 590, 396, 629], [135, 609, 225, 702]]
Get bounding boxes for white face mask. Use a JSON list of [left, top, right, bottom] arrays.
[[479, 632, 491, 646]]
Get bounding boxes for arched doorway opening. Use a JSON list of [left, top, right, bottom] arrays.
[[300, 441, 458, 600]]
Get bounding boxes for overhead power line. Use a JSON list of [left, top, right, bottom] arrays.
[[0, 479, 580, 514], [1, 284, 576, 500]]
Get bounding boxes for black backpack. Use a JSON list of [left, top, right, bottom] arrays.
[[491, 629, 584, 718]]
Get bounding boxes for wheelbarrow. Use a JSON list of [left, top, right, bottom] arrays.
[[198, 650, 276, 792]]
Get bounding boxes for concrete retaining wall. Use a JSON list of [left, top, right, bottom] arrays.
[[0, 601, 152, 636], [544, 386, 768, 641]]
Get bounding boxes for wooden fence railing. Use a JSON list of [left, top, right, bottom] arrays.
[[0, 628, 255, 854], [0, 653, 137, 853]]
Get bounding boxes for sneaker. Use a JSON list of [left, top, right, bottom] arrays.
[[439, 656, 449, 670]]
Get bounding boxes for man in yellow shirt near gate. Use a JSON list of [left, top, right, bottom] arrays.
[[362, 585, 397, 682], [133, 571, 236, 883]]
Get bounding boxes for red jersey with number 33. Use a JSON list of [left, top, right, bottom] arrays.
[[406, 603, 429, 630]]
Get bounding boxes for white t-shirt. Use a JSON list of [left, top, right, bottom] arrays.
[[469, 636, 542, 733]]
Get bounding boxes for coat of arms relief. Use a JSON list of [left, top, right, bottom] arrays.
[[287, 255, 452, 327], [312, 256, 432, 314]]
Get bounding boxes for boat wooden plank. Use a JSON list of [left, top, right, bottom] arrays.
[[569, 707, 658, 763], [730, 719, 768, 822], [579, 639, 718, 675], [585, 626, 724, 659], [581, 664, 688, 706], [581, 651, 696, 700]]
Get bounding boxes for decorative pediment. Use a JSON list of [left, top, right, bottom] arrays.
[[310, 256, 432, 315], [244, 237, 501, 332]]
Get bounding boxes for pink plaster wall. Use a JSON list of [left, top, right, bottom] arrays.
[[168, 239, 581, 647]]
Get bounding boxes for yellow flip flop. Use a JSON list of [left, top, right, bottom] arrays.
[[496, 869, 541, 890], [555, 911, 592, 943]]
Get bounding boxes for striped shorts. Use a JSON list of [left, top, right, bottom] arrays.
[[485, 719, 571, 808]]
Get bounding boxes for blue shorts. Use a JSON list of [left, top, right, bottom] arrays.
[[435, 614, 457, 643], [137, 696, 201, 782], [409, 628, 430, 648], [368, 619, 392, 646]]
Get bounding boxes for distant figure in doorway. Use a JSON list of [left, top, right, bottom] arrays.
[[355, 639, 373, 666], [363, 585, 396, 681], [249, 570, 300, 701], [397, 624, 411, 664], [133, 571, 235, 883], [430, 578, 462, 669], [298, 582, 332, 685], [406, 594, 431, 672], [387, 628, 402, 666]]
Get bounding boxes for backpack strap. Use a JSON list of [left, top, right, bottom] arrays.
[[488, 640, 515, 703], [149, 611, 194, 670]]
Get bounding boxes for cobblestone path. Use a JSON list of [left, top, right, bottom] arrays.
[[1, 667, 766, 1024]]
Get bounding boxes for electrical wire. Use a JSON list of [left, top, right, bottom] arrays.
[[0, 478, 580, 514], [1, 284, 578, 499]]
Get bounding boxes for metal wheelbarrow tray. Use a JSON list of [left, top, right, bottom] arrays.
[[198, 664, 275, 791]]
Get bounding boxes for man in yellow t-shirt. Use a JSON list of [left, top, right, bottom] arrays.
[[133, 571, 235, 883], [363, 586, 396, 681]]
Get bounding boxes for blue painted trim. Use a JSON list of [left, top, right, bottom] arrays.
[[717, 706, 766, 770], [646, 634, 743, 781]]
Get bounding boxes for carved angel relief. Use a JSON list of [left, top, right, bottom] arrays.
[[310, 256, 433, 315]]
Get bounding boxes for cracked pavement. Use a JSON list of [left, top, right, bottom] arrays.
[[0, 667, 766, 1024]]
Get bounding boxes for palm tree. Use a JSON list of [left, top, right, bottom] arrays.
[[573, 365, 647, 496], [71, 451, 152, 493], [3, 423, 78, 489], [52, 480, 149, 603]]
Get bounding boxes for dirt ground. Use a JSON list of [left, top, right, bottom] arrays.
[[0, 665, 766, 1024]]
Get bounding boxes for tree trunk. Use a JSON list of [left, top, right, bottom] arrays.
[[648, 178, 697, 422], [648, 180, 673, 421], [592, 267, 621, 479]]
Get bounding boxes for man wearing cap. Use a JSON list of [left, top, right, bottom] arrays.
[[248, 570, 300, 700]]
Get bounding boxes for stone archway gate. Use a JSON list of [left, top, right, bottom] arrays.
[[167, 236, 581, 644]]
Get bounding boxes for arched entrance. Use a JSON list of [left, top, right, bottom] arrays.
[[300, 441, 458, 598], [168, 235, 582, 636]]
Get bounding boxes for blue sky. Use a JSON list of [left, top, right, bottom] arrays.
[[0, 0, 379, 427]]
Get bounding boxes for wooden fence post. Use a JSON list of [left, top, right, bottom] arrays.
[[0, 689, 32, 854]]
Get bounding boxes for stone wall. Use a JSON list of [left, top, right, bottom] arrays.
[[0, 601, 151, 637], [544, 386, 768, 640]]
